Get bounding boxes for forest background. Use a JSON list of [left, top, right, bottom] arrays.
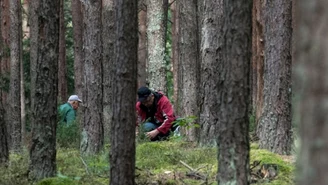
[[0, 0, 323, 185]]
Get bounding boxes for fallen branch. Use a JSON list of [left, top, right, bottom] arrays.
[[79, 157, 90, 175], [179, 160, 206, 180]]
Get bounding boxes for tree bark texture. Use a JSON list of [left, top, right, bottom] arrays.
[[0, 101, 8, 166], [296, 1, 328, 184], [8, 0, 22, 152], [146, 0, 168, 93], [216, 1, 252, 184], [72, 0, 83, 98], [171, 0, 179, 110], [177, 0, 200, 142], [80, 0, 104, 155], [109, 0, 137, 184], [257, 0, 292, 155], [1, 0, 9, 111], [251, 0, 265, 127], [28, 0, 59, 180], [102, 0, 114, 143], [199, 0, 222, 146], [137, 4, 147, 88], [58, 0, 67, 103]]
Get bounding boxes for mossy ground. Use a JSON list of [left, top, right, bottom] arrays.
[[0, 140, 295, 185]]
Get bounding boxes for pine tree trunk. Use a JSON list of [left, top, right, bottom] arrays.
[[109, 0, 137, 184], [102, 0, 114, 144], [217, 1, 252, 184], [296, 1, 328, 184], [147, 0, 168, 93], [80, 0, 104, 155], [171, 0, 179, 110], [177, 0, 200, 142], [8, 0, 22, 152], [257, 0, 292, 155], [199, 0, 223, 146], [28, 0, 59, 180], [58, 0, 67, 103], [137, 2, 147, 87]]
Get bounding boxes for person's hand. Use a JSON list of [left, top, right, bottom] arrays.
[[146, 129, 160, 139]]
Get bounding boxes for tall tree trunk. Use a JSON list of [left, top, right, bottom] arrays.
[[102, 0, 114, 144], [217, 1, 252, 184], [72, 0, 83, 98], [252, 0, 265, 130], [147, 0, 168, 93], [177, 0, 200, 142], [80, 0, 104, 155], [138, 1, 147, 88], [58, 0, 67, 103], [199, 0, 222, 146], [0, 5, 9, 167], [171, 0, 179, 110], [28, 0, 59, 181], [8, 0, 22, 152], [296, 1, 328, 184], [257, 0, 292, 155], [109, 0, 137, 184], [1, 0, 10, 103]]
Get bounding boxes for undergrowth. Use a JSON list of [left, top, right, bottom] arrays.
[[0, 141, 295, 185]]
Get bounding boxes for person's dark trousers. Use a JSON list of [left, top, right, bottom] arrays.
[[143, 122, 175, 141]]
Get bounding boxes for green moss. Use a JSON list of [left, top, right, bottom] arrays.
[[36, 177, 78, 185]]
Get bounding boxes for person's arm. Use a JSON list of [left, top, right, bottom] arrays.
[[156, 97, 175, 134], [66, 109, 76, 125]]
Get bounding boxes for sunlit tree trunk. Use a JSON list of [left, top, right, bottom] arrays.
[[138, 0, 147, 88], [147, 0, 168, 93], [58, 0, 67, 103], [102, 0, 114, 144], [8, 0, 22, 152], [296, 1, 328, 184], [28, 0, 59, 180], [257, 0, 292, 155], [199, 0, 222, 146], [80, 0, 104, 155], [109, 0, 137, 184], [177, 0, 200, 142]]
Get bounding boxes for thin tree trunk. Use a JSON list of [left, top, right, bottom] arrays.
[[28, 0, 59, 180], [147, 0, 168, 93], [138, 3, 147, 88], [58, 0, 67, 103], [110, 0, 137, 184], [171, 0, 179, 110], [102, 0, 114, 144], [8, 0, 22, 152]]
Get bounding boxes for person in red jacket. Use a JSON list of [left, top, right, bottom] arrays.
[[136, 86, 177, 141]]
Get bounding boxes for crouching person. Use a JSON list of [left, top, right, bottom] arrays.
[[136, 86, 177, 141]]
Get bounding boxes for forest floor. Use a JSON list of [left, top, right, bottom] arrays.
[[0, 138, 296, 185]]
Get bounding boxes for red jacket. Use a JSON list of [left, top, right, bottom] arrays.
[[136, 92, 176, 134]]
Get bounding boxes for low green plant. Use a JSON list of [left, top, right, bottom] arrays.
[[56, 121, 80, 148], [173, 116, 200, 129]]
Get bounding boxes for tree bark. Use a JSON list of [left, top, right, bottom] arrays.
[[80, 0, 104, 155], [147, 0, 168, 93], [102, 0, 114, 143], [58, 0, 67, 103], [28, 0, 59, 180], [72, 0, 83, 98], [199, 0, 222, 146], [137, 3, 147, 88], [296, 1, 328, 184], [171, 0, 179, 110], [109, 0, 137, 184], [177, 0, 200, 142], [217, 1, 252, 184], [8, 0, 22, 152], [257, 0, 292, 155]]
